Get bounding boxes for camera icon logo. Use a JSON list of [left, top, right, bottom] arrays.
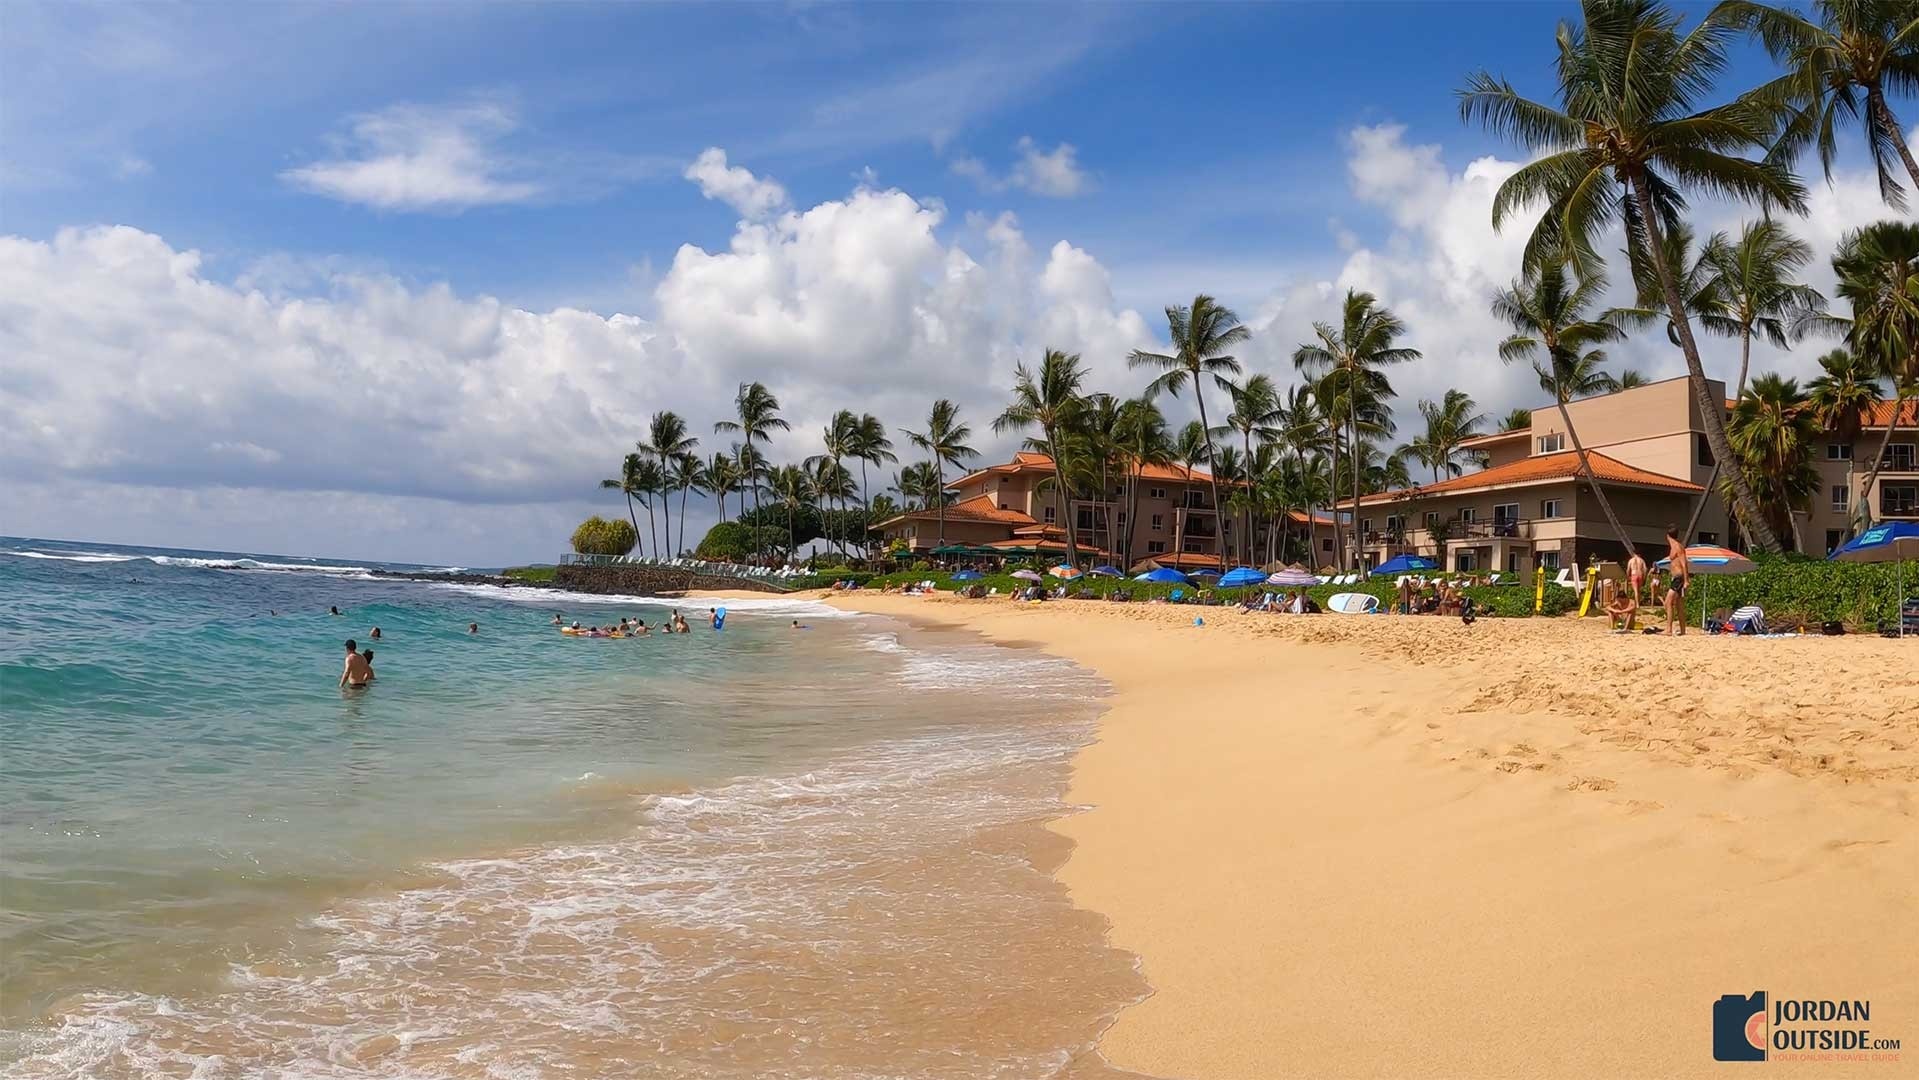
[[1713, 991, 1768, 1062]]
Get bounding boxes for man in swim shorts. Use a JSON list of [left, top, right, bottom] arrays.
[[1663, 524, 1689, 636], [340, 639, 372, 688], [1625, 549, 1647, 604]]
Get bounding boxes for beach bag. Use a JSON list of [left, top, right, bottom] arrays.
[[1822, 620, 1845, 636]]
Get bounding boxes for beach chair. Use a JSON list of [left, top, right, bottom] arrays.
[[1552, 566, 1580, 590], [1487, 572, 1501, 585], [1326, 592, 1379, 614]]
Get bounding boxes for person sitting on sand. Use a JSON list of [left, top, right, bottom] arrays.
[[340, 640, 372, 688], [1663, 524, 1689, 636], [1605, 588, 1638, 631]]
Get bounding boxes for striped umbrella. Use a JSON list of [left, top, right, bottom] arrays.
[[1049, 564, 1083, 579], [1266, 567, 1319, 587], [1655, 544, 1755, 629]]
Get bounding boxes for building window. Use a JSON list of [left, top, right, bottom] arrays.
[[1385, 515, 1403, 536], [1183, 540, 1205, 553], [1493, 503, 1518, 523], [1116, 512, 1127, 529], [1832, 485, 1850, 512], [1146, 540, 1167, 554], [1321, 537, 1334, 553], [904, 525, 916, 539], [1076, 508, 1094, 531], [1150, 514, 1164, 531], [1361, 517, 1373, 536], [1459, 507, 1477, 524], [1044, 506, 1055, 523], [1456, 550, 1478, 572], [1185, 491, 1206, 508], [1885, 485, 1919, 515], [1882, 443, 1916, 471], [1148, 486, 1166, 499], [1507, 551, 1524, 572], [1537, 433, 1565, 453], [1826, 529, 1844, 554], [1696, 433, 1715, 468], [1539, 499, 1562, 519], [1697, 531, 1719, 545], [1423, 511, 1439, 530], [1537, 551, 1560, 571], [1827, 442, 1853, 460]]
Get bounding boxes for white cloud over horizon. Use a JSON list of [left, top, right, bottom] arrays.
[[2, 131, 1901, 564], [950, 136, 1092, 198]]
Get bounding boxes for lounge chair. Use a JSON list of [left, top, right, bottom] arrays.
[[1326, 592, 1379, 614], [1551, 566, 1580, 590]]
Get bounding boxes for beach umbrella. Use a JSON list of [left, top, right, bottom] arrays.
[[1829, 522, 1919, 637], [1370, 554, 1438, 577], [1087, 565, 1124, 577], [1655, 544, 1756, 630], [931, 544, 971, 555], [1049, 564, 1083, 579], [1011, 569, 1045, 582], [1267, 567, 1319, 587], [1134, 567, 1189, 583], [952, 569, 983, 581], [1188, 568, 1221, 580], [1219, 567, 1267, 588]]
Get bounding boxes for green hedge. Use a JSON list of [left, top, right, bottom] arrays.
[[825, 569, 1577, 616], [1674, 554, 1915, 630]]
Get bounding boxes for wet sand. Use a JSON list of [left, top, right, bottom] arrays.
[[823, 593, 1919, 1079]]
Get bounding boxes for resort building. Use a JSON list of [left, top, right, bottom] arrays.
[[870, 450, 1340, 569], [1342, 375, 1919, 572]]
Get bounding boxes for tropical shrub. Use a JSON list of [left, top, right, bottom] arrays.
[[570, 516, 637, 556], [1677, 554, 1915, 630], [695, 521, 783, 561]]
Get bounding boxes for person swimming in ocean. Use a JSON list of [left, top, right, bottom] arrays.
[[369, 626, 382, 641], [360, 648, 376, 680], [708, 608, 719, 629], [633, 619, 650, 636], [673, 612, 690, 634], [330, 606, 342, 616], [468, 622, 479, 634], [340, 639, 372, 688], [552, 614, 564, 626], [791, 619, 809, 630]]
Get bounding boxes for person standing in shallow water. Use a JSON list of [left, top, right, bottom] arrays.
[[339, 640, 372, 688]]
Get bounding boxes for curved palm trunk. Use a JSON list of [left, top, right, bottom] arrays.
[[1192, 380, 1224, 570], [1629, 177, 1783, 554], [657, 455, 674, 558], [934, 458, 948, 548], [1123, 471, 1142, 568], [1557, 398, 1638, 560], [859, 459, 871, 557], [624, 493, 644, 557], [1853, 386, 1911, 534], [1869, 87, 1919, 196], [1348, 399, 1362, 572], [646, 501, 659, 559], [678, 483, 690, 556], [1684, 329, 1756, 544], [1053, 461, 1079, 566], [1325, 422, 1344, 572]]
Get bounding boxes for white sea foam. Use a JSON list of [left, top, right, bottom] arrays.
[[2, 549, 138, 563], [426, 579, 851, 618], [6, 721, 1113, 1079], [1, 548, 372, 574]]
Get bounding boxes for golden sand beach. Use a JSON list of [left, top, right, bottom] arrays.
[[820, 592, 1919, 1079]]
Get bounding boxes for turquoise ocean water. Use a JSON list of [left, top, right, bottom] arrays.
[[0, 538, 1144, 1078]]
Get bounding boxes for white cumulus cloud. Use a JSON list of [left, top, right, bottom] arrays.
[[950, 136, 1091, 198], [683, 148, 790, 221]]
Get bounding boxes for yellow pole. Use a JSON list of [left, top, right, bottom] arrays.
[[1534, 565, 1546, 614]]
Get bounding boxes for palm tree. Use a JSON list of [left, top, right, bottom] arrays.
[[714, 382, 789, 558], [1500, 407, 1533, 432], [892, 461, 944, 510], [771, 464, 810, 559], [1807, 347, 1882, 446], [1398, 390, 1487, 483], [995, 349, 1089, 564], [642, 412, 698, 559], [1076, 393, 1124, 556], [1615, 369, 1651, 389], [672, 452, 704, 557], [850, 413, 896, 554], [1492, 264, 1640, 555], [1719, 0, 1919, 208], [1729, 373, 1821, 551], [901, 399, 978, 549], [1460, 0, 1808, 554], [1293, 289, 1421, 570], [1170, 420, 1210, 562], [705, 450, 742, 523], [808, 411, 860, 556], [1129, 295, 1249, 540], [1113, 396, 1171, 564], [807, 455, 857, 555], [1680, 220, 1828, 538], [627, 456, 666, 556], [1815, 220, 1919, 531], [1214, 373, 1283, 559], [600, 452, 649, 558]]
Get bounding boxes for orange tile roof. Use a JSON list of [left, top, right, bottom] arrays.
[[1863, 399, 1919, 428], [952, 452, 1214, 487], [1343, 450, 1702, 506], [871, 493, 1037, 530]]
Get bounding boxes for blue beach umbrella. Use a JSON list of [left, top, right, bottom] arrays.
[[1370, 554, 1439, 577], [952, 570, 983, 581], [1830, 523, 1919, 637], [1087, 565, 1124, 577], [1219, 567, 1268, 587], [1134, 567, 1189, 583]]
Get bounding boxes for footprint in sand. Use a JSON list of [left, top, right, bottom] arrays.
[[1566, 776, 1618, 792]]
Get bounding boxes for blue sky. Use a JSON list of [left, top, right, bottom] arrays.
[[1, 2, 1906, 565]]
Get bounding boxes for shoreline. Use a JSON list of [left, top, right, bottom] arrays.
[[820, 593, 1918, 1079]]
